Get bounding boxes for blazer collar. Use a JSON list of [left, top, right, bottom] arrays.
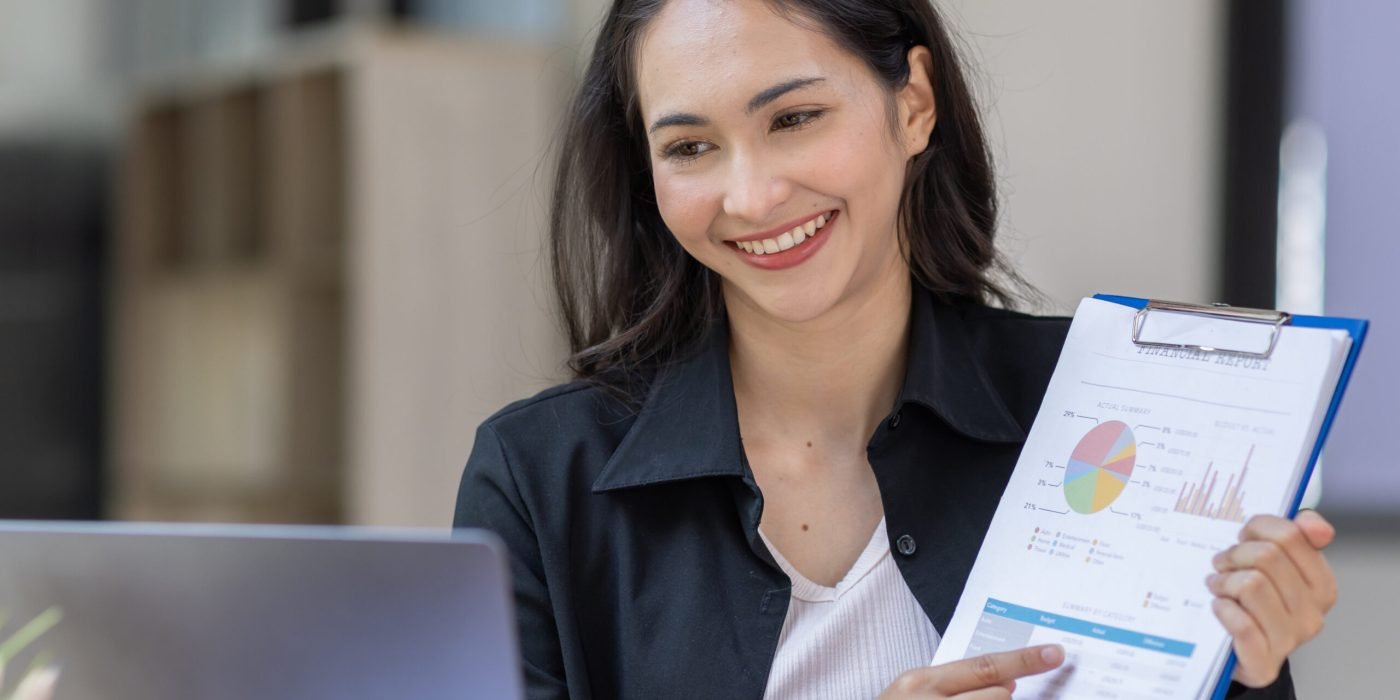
[[900, 289, 1027, 443], [591, 285, 1025, 493]]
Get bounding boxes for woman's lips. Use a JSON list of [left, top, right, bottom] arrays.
[[730, 210, 838, 271]]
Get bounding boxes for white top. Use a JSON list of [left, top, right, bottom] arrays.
[[759, 518, 941, 700]]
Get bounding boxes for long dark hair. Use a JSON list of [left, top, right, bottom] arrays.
[[551, 0, 1020, 394]]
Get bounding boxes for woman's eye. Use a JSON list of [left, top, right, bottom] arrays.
[[773, 110, 823, 131], [663, 141, 713, 162]]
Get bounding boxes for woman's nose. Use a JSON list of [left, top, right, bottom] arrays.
[[720, 150, 792, 225]]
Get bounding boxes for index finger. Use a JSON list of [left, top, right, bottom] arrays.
[[935, 645, 1064, 694]]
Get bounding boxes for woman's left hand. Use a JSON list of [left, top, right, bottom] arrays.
[[1206, 510, 1337, 687]]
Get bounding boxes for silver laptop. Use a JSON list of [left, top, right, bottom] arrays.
[[0, 522, 521, 699]]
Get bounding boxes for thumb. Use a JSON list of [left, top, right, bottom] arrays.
[[1294, 509, 1336, 549]]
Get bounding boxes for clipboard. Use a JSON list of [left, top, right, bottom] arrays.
[[1095, 294, 1369, 700]]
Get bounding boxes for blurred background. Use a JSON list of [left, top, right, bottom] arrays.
[[0, 0, 1394, 694]]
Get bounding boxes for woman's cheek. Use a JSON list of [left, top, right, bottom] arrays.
[[825, 126, 887, 185], [654, 174, 718, 251]]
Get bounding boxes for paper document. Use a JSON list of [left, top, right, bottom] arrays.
[[931, 298, 1353, 699]]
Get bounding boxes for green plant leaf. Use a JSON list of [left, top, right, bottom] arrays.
[[0, 608, 63, 665]]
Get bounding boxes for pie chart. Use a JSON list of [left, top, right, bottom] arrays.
[[1064, 420, 1136, 514]]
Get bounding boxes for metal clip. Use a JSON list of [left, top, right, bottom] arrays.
[[1131, 300, 1292, 359]]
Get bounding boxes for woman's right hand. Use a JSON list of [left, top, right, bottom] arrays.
[[877, 645, 1064, 699]]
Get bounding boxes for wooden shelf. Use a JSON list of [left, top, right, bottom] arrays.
[[112, 25, 567, 525]]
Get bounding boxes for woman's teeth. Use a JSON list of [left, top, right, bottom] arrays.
[[736, 212, 829, 255]]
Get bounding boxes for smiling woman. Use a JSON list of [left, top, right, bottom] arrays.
[[455, 1, 1328, 698], [550, 0, 1017, 387]]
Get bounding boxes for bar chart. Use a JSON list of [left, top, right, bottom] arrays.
[[1173, 445, 1254, 523]]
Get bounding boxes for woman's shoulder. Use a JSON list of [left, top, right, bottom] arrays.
[[456, 377, 643, 528], [958, 301, 1072, 330], [477, 378, 640, 457], [952, 301, 1073, 423], [956, 301, 1072, 354]]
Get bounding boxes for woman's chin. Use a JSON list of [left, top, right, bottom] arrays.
[[734, 287, 843, 326]]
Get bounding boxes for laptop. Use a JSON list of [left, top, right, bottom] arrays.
[[0, 522, 522, 699]]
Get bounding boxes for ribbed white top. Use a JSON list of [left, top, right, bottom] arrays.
[[759, 518, 940, 699]]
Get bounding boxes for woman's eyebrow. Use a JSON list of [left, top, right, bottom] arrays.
[[649, 112, 708, 135], [746, 76, 825, 115], [647, 76, 827, 135]]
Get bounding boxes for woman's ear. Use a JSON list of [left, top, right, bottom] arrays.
[[897, 45, 937, 157]]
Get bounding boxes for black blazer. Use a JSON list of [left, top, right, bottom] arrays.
[[454, 285, 1294, 699]]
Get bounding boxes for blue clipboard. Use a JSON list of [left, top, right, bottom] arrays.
[[1095, 294, 1368, 700]]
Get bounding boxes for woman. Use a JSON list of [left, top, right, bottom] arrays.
[[455, 0, 1337, 697]]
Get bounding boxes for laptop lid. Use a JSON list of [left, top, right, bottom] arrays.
[[0, 522, 521, 700]]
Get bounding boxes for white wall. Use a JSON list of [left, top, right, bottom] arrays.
[[942, 1, 1224, 312], [0, 0, 117, 137]]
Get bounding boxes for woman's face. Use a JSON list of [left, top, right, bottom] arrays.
[[635, 0, 936, 325]]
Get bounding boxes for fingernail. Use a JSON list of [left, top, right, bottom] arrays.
[[1041, 645, 1064, 665], [1205, 573, 1219, 587]]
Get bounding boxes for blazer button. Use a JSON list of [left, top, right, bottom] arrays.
[[896, 534, 917, 556]]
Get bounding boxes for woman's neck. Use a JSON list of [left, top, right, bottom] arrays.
[[727, 270, 912, 451]]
